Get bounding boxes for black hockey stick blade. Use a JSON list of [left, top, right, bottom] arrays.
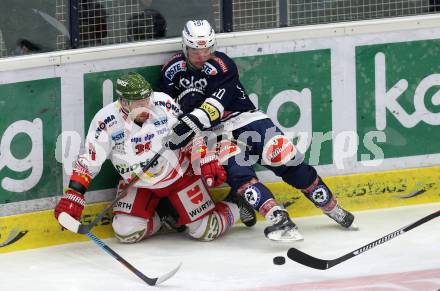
[[85, 231, 181, 285], [287, 248, 331, 270], [287, 209, 440, 270], [0, 229, 28, 247]]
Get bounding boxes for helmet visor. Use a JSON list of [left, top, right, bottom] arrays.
[[120, 91, 152, 112]]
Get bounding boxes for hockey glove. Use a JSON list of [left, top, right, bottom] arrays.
[[200, 152, 227, 187], [168, 114, 203, 150], [177, 88, 205, 113], [54, 189, 86, 221]]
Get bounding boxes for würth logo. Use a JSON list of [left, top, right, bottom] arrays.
[[187, 185, 203, 204]]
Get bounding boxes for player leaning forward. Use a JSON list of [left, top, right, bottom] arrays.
[[160, 20, 358, 241], [54, 72, 255, 243]]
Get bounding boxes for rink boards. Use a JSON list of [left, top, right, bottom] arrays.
[[1, 16, 440, 254], [1, 165, 439, 253]]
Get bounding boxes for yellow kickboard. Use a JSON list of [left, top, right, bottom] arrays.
[[1, 166, 439, 253]]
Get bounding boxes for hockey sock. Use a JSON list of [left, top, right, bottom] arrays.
[[302, 177, 337, 211], [239, 182, 280, 218]]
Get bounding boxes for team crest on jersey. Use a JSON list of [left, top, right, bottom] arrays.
[[202, 63, 218, 76], [165, 60, 187, 80]]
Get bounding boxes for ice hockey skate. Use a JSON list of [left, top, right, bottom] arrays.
[[225, 192, 257, 227], [264, 209, 303, 242], [325, 204, 359, 230], [156, 198, 187, 233]]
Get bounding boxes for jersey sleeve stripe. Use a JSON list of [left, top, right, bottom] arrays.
[[192, 108, 212, 128]]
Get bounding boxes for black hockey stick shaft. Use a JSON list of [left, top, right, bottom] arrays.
[[287, 209, 440, 270], [77, 151, 163, 234], [0, 230, 28, 247], [86, 232, 180, 285]]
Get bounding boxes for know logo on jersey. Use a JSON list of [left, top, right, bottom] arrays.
[[154, 100, 180, 114], [95, 114, 116, 139]]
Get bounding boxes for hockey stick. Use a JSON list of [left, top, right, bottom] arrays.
[[62, 150, 164, 234], [59, 213, 180, 286], [287, 209, 440, 270], [86, 232, 181, 285], [0, 229, 28, 247]]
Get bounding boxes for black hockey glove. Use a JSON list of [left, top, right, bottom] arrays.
[[177, 88, 205, 113], [168, 114, 203, 150]]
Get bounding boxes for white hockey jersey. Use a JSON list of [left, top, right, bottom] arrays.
[[78, 92, 189, 189]]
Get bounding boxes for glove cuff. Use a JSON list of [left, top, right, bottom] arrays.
[[177, 87, 204, 104], [200, 152, 218, 166], [63, 189, 86, 207], [200, 153, 218, 166], [181, 114, 203, 134]]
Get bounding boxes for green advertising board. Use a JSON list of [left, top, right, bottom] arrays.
[[3, 37, 439, 208], [0, 78, 62, 204], [236, 49, 333, 165], [356, 39, 440, 160]]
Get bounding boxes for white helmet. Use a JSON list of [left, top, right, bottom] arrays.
[[182, 20, 216, 57]]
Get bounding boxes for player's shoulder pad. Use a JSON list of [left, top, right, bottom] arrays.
[[203, 51, 236, 76], [151, 92, 182, 115], [162, 52, 187, 81]]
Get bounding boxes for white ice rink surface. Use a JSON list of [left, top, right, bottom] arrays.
[[0, 203, 439, 291]]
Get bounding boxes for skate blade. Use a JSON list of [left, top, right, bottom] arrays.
[[347, 223, 359, 231], [266, 229, 304, 242]]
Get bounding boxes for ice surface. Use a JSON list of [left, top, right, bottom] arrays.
[[0, 203, 438, 291]]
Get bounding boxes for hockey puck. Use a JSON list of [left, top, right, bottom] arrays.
[[273, 256, 286, 265]]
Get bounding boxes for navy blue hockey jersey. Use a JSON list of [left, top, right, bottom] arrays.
[[160, 51, 258, 129]]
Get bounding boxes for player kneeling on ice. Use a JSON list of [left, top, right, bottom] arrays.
[[54, 72, 255, 242], [159, 20, 358, 242]]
